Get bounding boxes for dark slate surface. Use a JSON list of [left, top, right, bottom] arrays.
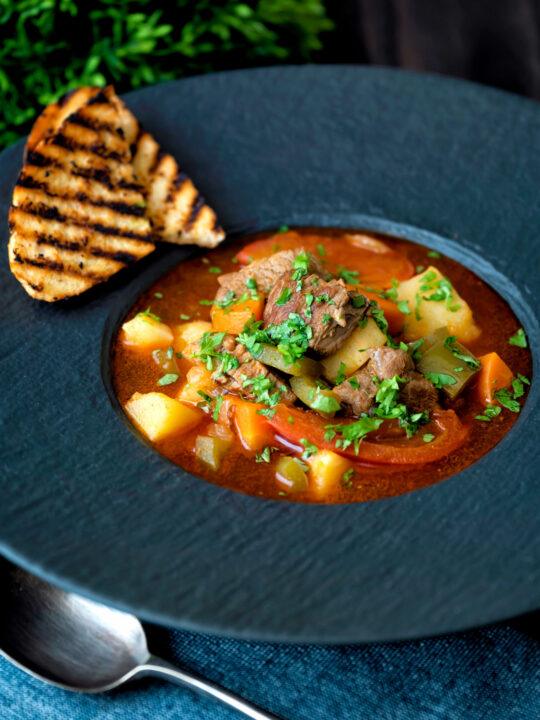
[[0, 66, 538, 644]]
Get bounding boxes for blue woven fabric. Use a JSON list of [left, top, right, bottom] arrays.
[[1, 620, 538, 719]]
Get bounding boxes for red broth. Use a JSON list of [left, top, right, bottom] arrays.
[[112, 228, 532, 503]]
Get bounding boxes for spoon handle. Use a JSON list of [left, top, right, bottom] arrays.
[[140, 655, 284, 720]]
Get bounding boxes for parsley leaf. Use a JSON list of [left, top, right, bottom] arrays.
[[424, 372, 457, 389], [397, 299, 410, 315], [275, 287, 293, 306], [427, 250, 441, 258], [157, 373, 179, 386], [136, 307, 161, 323], [337, 268, 359, 284], [443, 336, 481, 370], [509, 328, 527, 347], [209, 266, 221, 274], [300, 438, 318, 460], [335, 362, 347, 385], [255, 446, 276, 463], [423, 433, 435, 442], [310, 393, 341, 413], [317, 243, 326, 257], [475, 405, 502, 422], [212, 395, 223, 421], [494, 388, 521, 412]]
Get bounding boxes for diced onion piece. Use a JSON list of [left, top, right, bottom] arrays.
[[195, 435, 232, 471], [275, 456, 308, 493]]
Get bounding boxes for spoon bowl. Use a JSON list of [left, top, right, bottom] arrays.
[[0, 558, 282, 719]]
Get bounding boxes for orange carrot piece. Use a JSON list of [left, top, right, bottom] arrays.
[[219, 396, 274, 452], [475, 352, 513, 405], [211, 296, 264, 335]]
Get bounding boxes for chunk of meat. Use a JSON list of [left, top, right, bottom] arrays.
[[334, 368, 378, 416], [212, 334, 295, 404], [264, 270, 370, 356], [334, 347, 438, 416], [365, 346, 414, 378], [398, 371, 439, 414], [216, 249, 316, 300]]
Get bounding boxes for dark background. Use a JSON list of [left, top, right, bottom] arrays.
[[325, 0, 540, 100]]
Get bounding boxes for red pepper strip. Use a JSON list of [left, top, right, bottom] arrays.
[[268, 405, 468, 465]]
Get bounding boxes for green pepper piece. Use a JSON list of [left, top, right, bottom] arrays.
[[257, 343, 321, 377], [413, 327, 480, 400], [289, 376, 341, 417]]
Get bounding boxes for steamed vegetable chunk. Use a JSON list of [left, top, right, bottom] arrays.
[[125, 392, 203, 441], [321, 318, 386, 381], [173, 320, 212, 350], [395, 266, 480, 344], [414, 328, 480, 399], [275, 456, 308, 493], [122, 312, 173, 349], [308, 450, 352, 495], [195, 435, 232, 471]]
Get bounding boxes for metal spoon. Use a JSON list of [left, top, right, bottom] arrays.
[[0, 559, 282, 720]]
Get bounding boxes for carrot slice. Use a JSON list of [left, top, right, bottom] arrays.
[[217, 396, 274, 452], [357, 288, 407, 334], [475, 352, 513, 405], [211, 296, 264, 335]]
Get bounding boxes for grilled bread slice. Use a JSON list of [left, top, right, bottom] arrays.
[[130, 129, 225, 248], [24, 85, 225, 249], [9, 87, 154, 301]]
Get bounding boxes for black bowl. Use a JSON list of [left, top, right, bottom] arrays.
[[0, 67, 538, 643]]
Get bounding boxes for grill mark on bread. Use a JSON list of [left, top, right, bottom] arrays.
[[185, 194, 204, 229], [51, 132, 124, 162]]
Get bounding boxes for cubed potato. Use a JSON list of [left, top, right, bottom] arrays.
[[195, 435, 233, 471], [172, 320, 212, 350], [122, 314, 173, 349], [395, 266, 481, 344], [321, 318, 387, 382], [308, 450, 352, 496], [177, 365, 218, 404], [125, 392, 203, 441]]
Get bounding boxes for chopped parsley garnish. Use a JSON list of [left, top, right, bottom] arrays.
[[277, 225, 289, 233], [299, 438, 318, 460], [424, 372, 457, 389], [397, 300, 410, 315], [416, 265, 425, 273], [242, 374, 285, 407], [209, 266, 221, 274], [199, 299, 214, 306], [231, 257, 239, 264], [508, 328, 527, 347], [157, 373, 179, 386], [335, 362, 347, 385], [292, 251, 310, 282], [348, 377, 360, 389], [179, 313, 191, 320], [370, 302, 389, 336], [255, 446, 277, 463], [317, 243, 326, 257], [475, 405, 502, 422], [443, 336, 481, 370], [316, 293, 336, 305], [212, 396, 223, 421], [414, 292, 422, 320], [494, 388, 521, 413], [271, 243, 281, 253], [341, 467, 355, 485], [211, 290, 235, 309], [322, 313, 332, 324], [427, 250, 441, 258], [195, 331, 226, 370], [287, 416, 294, 424], [166, 346, 174, 360], [275, 287, 293, 306], [304, 292, 314, 318], [246, 277, 257, 291], [136, 307, 161, 323], [154, 292, 163, 299], [337, 268, 359, 285], [423, 433, 435, 442], [310, 392, 341, 414], [325, 417, 384, 452], [420, 272, 461, 311], [267, 312, 313, 365], [176, 351, 183, 359], [257, 407, 277, 418], [352, 294, 367, 308], [408, 338, 424, 362]]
